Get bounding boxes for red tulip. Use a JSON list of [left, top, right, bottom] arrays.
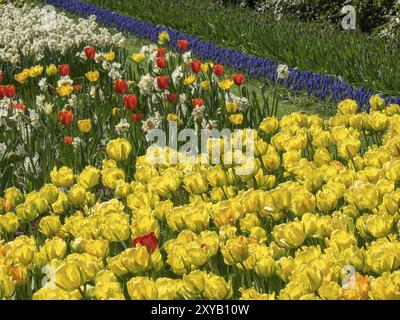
[[156, 75, 169, 90], [0, 86, 5, 100], [213, 64, 224, 76], [166, 93, 177, 103], [156, 48, 166, 57], [4, 85, 15, 98], [0, 71, 3, 83], [190, 60, 202, 74], [58, 64, 70, 76], [84, 46, 96, 60], [131, 232, 158, 254], [73, 85, 81, 92], [58, 110, 74, 126], [132, 112, 143, 122], [114, 79, 127, 94], [14, 103, 25, 112], [123, 94, 138, 110], [64, 136, 73, 144], [192, 98, 204, 107], [177, 39, 188, 51], [156, 56, 167, 69], [233, 74, 245, 86]]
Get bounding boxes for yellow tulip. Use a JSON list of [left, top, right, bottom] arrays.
[[57, 84, 73, 97], [104, 52, 115, 62], [78, 119, 92, 133], [50, 166, 74, 187], [85, 70, 100, 82], [131, 53, 145, 63], [158, 31, 170, 45], [218, 79, 234, 90], [106, 138, 132, 162], [54, 261, 85, 291], [228, 113, 244, 125], [46, 64, 58, 76]]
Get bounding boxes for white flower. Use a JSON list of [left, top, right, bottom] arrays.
[[29, 110, 41, 128], [182, 51, 192, 64], [179, 93, 187, 105], [90, 86, 97, 98], [42, 103, 53, 115], [38, 78, 47, 91], [0, 3, 125, 65], [57, 76, 73, 87], [171, 66, 184, 84], [35, 94, 45, 108], [138, 73, 153, 95], [72, 137, 82, 150], [192, 106, 205, 120], [226, 92, 249, 112], [140, 44, 157, 57], [115, 118, 130, 135], [142, 112, 162, 133], [67, 95, 78, 108], [277, 64, 289, 80]]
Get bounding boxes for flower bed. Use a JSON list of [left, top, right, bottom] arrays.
[[1, 2, 400, 301]]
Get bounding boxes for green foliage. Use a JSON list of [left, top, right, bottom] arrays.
[[252, 0, 398, 33]]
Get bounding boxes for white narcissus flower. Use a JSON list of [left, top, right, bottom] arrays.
[[277, 64, 290, 80], [140, 44, 157, 57], [72, 137, 82, 150], [42, 103, 53, 115], [29, 110, 41, 128], [172, 66, 184, 84], [35, 95, 45, 108], [115, 119, 130, 135], [0, 3, 125, 65], [138, 73, 154, 95], [57, 76, 73, 87], [226, 92, 249, 112], [142, 112, 162, 133], [38, 78, 47, 91], [182, 51, 192, 64], [192, 105, 205, 120]]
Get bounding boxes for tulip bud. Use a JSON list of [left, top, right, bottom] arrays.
[[338, 99, 358, 115], [220, 236, 249, 265], [39, 215, 61, 237], [15, 201, 39, 222], [54, 261, 85, 291], [50, 166, 74, 188], [81, 239, 109, 259], [78, 119, 92, 133], [40, 237, 67, 261], [46, 64, 58, 76], [77, 166, 100, 189], [259, 117, 279, 135], [0, 212, 19, 234], [106, 138, 132, 162], [68, 185, 86, 207], [180, 270, 206, 299], [204, 274, 232, 300], [127, 276, 158, 300]]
